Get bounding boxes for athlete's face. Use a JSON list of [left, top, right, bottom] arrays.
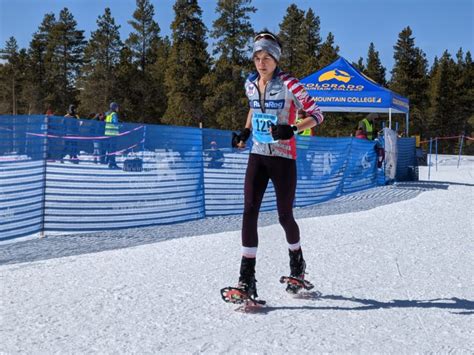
[[253, 51, 277, 78]]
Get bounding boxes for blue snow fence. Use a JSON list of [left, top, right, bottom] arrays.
[[0, 115, 414, 242], [396, 137, 417, 181]]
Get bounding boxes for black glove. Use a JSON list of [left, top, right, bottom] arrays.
[[270, 124, 296, 140], [232, 128, 251, 148]]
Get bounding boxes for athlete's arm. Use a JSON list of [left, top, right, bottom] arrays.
[[245, 109, 253, 129], [236, 109, 253, 148], [280, 73, 324, 126], [294, 116, 317, 133]]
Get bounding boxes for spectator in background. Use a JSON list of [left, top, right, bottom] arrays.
[[64, 104, 79, 119], [358, 113, 378, 140], [63, 104, 80, 163], [91, 113, 106, 164], [104, 102, 120, 169], [207, 141, 224, 169], [295, 110, 314, 180], [296, 110, 315, 136], [355, 125, 368, 140]]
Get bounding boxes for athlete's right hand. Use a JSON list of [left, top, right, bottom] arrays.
[[232, 128, 251, 148]]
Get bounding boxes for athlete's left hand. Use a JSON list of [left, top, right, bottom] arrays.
[[270, 124, 295, 140]]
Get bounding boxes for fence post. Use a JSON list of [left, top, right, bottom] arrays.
[[40, 115, 49, 238], [457, 135, 464, 168], [428, 138, 433, 180], [142, 125, 146, 162], [200, 128, 207, 218], [435, 137, 438, 171]]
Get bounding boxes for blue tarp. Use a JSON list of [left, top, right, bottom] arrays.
[[301, 57, 409, 114]]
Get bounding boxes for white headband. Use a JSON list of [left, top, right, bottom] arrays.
[[253, 38, 281, 62]]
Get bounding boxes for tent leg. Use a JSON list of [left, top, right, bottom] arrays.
[[405, 112, 409, 136], [389, 108, 392, 129]]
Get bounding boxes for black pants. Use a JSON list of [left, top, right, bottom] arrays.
[[242, 153, 299, 248], [104, 140, 117, 166]]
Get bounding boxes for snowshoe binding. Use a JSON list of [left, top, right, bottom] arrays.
[[220, 286, 266, 306], [281, 248, 314, 294], [279, 276, 314, 294], [221, 256, 266, 308]]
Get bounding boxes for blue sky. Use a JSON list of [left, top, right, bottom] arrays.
[[0, 0, 472, 74]]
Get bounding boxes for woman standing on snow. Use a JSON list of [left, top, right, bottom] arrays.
[[230, 30, 324, 301]]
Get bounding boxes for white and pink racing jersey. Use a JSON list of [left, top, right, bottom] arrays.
[[245, 68, 324, 160]]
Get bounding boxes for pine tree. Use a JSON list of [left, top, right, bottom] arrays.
[[25, 13, 56, 114], [427, 51, 458, 149], [318, 32, 339, 68], [126, 0, 161, 73], [430, 56, 439, 77], [366, 42, 387, 86], [454, 49, 474, 137], [462, 51, 474, 153], [390, 26, 429, 136], [125, 0, 167, 122], [202, 0, 256, 130], [0, 37, 26, 114], [0, 63, 9, 114], [15, 49, 30, 114], [148, 35, 171, 123], [278, 4, 305, 76], [78, 8, 122, 115], [353, 57, 365, 72], [210, 0, 256, 65], [162, 0, 210, 127], [113, 46, 141, 122], [454, 48, 474, 130], [47, 8, 86, 114], [390, 27, 415, 92], [299, 8, 321, 77]]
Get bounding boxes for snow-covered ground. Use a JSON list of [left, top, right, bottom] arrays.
[[1, 155, 473, 353]]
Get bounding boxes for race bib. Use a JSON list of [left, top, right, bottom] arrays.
[[252, 113, 278, 144]]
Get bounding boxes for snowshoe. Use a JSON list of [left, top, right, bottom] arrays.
[[220, 286, 266, 306], [284, 248, 311, 293], [279, 276, 314, 294], [221, 256, 266, 310]]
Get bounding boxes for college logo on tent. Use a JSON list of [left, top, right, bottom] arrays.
[[319, 69, 352, 83], [304, 66, 364, 91]]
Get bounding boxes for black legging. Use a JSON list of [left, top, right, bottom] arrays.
[[242, 153, 300, 248]]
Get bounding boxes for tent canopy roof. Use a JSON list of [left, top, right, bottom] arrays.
[[300, 57, 409, 114]]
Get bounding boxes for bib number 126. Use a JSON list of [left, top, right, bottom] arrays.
[[252, 113, 278, 144]]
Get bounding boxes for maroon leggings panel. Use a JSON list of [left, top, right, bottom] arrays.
[[242, 153, 300, 248]]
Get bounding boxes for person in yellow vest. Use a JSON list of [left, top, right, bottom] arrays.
[[358, 113, 378, 140], [296, 110, 315, 136], [104, 102, 120, 169], [295, 110, 314, 179]]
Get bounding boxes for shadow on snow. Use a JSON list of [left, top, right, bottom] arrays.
[[252, 292, 474, 315]]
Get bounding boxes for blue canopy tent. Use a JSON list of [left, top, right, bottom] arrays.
[[300, 57, 410, 135]]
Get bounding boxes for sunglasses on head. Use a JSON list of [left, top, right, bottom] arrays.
[[254, 32, 277, 42]]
